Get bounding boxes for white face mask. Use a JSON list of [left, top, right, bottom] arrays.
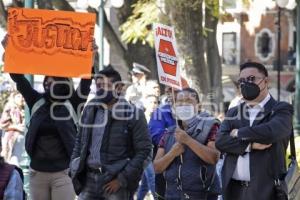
[[175, 105, 196, 121]]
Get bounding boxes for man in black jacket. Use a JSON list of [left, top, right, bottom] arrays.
[[216, 62, 293, 200], [70, 65, 152, 200], [2, 34, 92, 200]]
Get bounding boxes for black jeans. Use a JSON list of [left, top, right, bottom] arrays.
[[79, 172, 130, 200]]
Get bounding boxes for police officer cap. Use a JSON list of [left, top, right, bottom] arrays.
[[131, 62, 151, 74]]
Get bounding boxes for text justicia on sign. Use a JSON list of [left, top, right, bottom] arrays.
[[8, 9, 94, 56]]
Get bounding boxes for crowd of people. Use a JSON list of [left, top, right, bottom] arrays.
[[0, 33, 294, 200]]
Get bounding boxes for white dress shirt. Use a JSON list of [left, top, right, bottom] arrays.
[[232, 94, 271, 181]]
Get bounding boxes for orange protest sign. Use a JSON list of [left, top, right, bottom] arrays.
[[4, 8, 96, 78]]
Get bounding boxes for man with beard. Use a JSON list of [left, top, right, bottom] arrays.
[[70, 65, 152, 200]]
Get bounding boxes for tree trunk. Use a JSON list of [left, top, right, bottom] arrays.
[[205, 1, 223, 112], [116, 0, 158, 79], [165, 0, 211, 97], [0, 0, 7, 28]]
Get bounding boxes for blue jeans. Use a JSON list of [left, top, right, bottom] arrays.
[[137, 163, 156, 200], [216, 157, 224, 200], [79, 172, 130, 200]]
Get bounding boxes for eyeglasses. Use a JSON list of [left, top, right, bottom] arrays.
[[237, 75, 264, 85]]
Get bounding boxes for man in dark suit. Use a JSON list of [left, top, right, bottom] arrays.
[[216, 62, 293, 200]]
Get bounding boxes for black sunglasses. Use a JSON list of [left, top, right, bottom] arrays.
[[237, 75, 264, 85]]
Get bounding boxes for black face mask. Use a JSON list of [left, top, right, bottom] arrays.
[[240, 80, 265, 101], [96, 89, 117, 104], [240, 82, 260, 101], [43, 77, 72, 100]]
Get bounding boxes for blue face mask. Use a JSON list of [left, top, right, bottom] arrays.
[[95, 89, 116, 104]]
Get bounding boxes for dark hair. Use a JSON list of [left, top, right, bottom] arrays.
[[43, 76, 73, 89], [96, 64, 122, 83], [240, 62, 268, 77], [176, 88, 200, 103]]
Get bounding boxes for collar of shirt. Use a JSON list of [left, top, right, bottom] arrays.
[[246, 93, 271, 126], [246, 93, 271, 110]]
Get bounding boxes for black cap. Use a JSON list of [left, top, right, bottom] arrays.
[[131, 62, 151, 74]]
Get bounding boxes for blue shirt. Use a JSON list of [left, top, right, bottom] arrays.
[[4, 169, 23, 200], [148, 104, 176, 146]]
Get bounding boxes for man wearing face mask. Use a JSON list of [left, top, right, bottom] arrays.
[[70, 65, 152, 200], [216, 62, 293, 200], [153, 88, 221, 200]]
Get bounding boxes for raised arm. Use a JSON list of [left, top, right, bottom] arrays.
[[69, 77, 92, 111], [9, 73, 41, 110]]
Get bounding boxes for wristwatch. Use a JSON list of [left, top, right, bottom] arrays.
[[231, 129, 238, 138]]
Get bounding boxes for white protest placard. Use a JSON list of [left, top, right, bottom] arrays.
[[154, 23, 182, 90]]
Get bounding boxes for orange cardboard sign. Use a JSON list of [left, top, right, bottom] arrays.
[[4, 8, 96, 78]]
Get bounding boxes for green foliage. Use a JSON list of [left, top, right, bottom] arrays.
[[120, 0, 224, 46], [205, 0, 220, 18], [120, 0, 159, 47]]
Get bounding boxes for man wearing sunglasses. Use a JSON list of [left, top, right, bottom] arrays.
[[216, 62, 293, 200]]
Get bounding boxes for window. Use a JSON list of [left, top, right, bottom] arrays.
[[223, 0, 237, 9], [255, 29, 275, 61], [222, 32, 237, 65]]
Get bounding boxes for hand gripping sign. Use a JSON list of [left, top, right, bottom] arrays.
[[154, 23, 182, 90], [4, 8, 96, 78]]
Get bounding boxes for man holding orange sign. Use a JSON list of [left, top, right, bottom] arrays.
[[2, 8, 96, 200]]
